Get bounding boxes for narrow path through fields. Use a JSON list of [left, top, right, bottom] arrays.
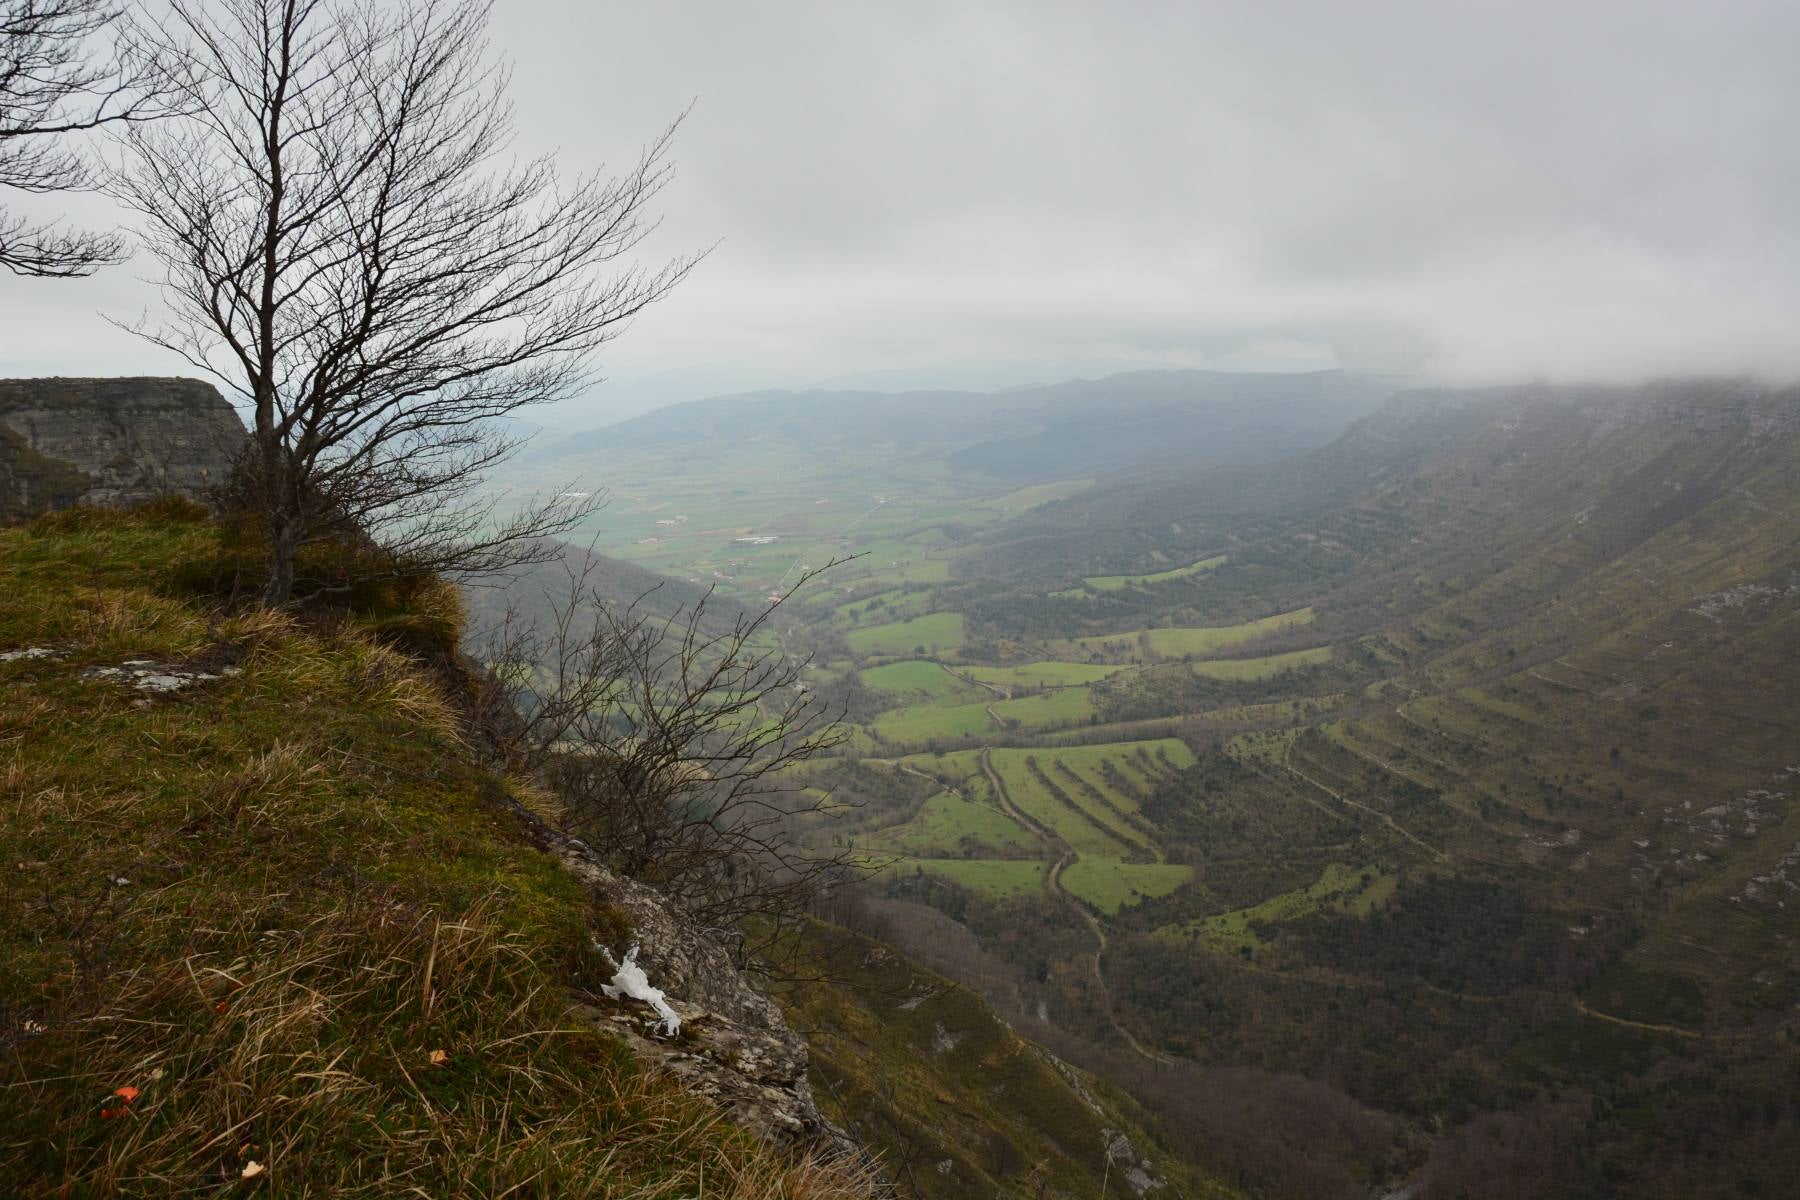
[[940, 664, 1011, 730], [979, 749, 1175, 1067]]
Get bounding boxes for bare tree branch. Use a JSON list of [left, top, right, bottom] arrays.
[[110, 0, 698, 603], [1, 0, 162, 275], [477, 556, 876, 970]]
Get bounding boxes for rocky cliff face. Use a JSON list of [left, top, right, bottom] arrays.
[[0, 377, 244, 516], [498, 790, 868, 1167]]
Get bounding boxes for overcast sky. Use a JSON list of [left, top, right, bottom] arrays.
[[6, 0, 1800, 420]]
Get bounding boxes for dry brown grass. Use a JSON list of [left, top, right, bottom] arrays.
[[7, 896, 869, 1197]]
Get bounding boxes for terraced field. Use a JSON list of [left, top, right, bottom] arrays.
[[1055, 607, 1315, 661], [987, 747, 1148, 860], [856, 739, 1197, 913]]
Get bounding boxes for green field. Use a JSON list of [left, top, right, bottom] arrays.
[[976, 479, 1095, 514], [1060, 860, 1194, 913], [848, 611, 966, 657], [1083, 554, 1229, 591], [1036, 739, 1194, 812], [989, 687, 1098, 729], [1164, 863, 1397, 951], [869, 685, 1103, 744], [890, 749, 992, 794], [870, 700, 998, 742], [865, 793, 1039, 857], [1189, 645, 1332, 679], [1059, 607, 1315, 661], [963, 661, 1132, 688], [854, 557, 955, 587], [859, 659, 985, 698], [987, 748, 1146, 857]]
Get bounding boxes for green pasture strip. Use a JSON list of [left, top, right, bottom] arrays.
[[962, 661, 1133, 688], [1060, 860, 1194, 914], [1161, 863, 1398, 952], [989, 687, 1098, 729], [870, 700, 999, 742], [1189, 645, 1332, 680], [1058, 607, 1315, 661], [859, 659, 986, 698], [1083, 554, 1229, 591]]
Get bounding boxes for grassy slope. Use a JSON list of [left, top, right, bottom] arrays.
[[0, 506, 854, 1198], [780, 922, 1239, 1200]]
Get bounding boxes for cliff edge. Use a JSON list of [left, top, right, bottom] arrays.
[[0, 377, 244, 516]]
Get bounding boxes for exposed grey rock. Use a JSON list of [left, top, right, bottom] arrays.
[[499, 793, 867, 1168], [0, 377, 245, 515], [0, 647, 61, 662], [83, 660, 242, 693], [1101, 1127, 1167, 1196]]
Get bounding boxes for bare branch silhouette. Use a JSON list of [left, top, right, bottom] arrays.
[[111, 0, 698, 603]]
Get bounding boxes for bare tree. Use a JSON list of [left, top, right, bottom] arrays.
[[111, 0, 697, 604], [478, 554, 871, 967], [1, 0, 156, 275]]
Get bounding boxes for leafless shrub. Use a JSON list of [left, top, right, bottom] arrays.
[[478, 552, 871, 967], [1, 0, 161, 275]]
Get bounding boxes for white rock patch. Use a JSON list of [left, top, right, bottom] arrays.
[[83, 661, 242, 693]]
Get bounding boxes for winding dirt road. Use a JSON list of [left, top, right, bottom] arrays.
[[979, 749, 1175, 1066]]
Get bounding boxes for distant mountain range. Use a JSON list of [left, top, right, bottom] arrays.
[[531, 368, 1402, 481]]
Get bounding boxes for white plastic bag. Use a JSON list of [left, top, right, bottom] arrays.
[[597, 943, 681, 1036]]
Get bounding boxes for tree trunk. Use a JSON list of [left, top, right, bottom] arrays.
[[264, 512, 298, 607]]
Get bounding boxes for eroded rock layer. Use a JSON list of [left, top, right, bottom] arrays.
[[0, 377, 244, 515]]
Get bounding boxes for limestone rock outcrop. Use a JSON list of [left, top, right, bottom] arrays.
[[497, 789, 867, 1167], [0, 377, 245, 516]]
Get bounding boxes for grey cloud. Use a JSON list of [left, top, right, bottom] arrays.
[[6, 0, 1800, 408]]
